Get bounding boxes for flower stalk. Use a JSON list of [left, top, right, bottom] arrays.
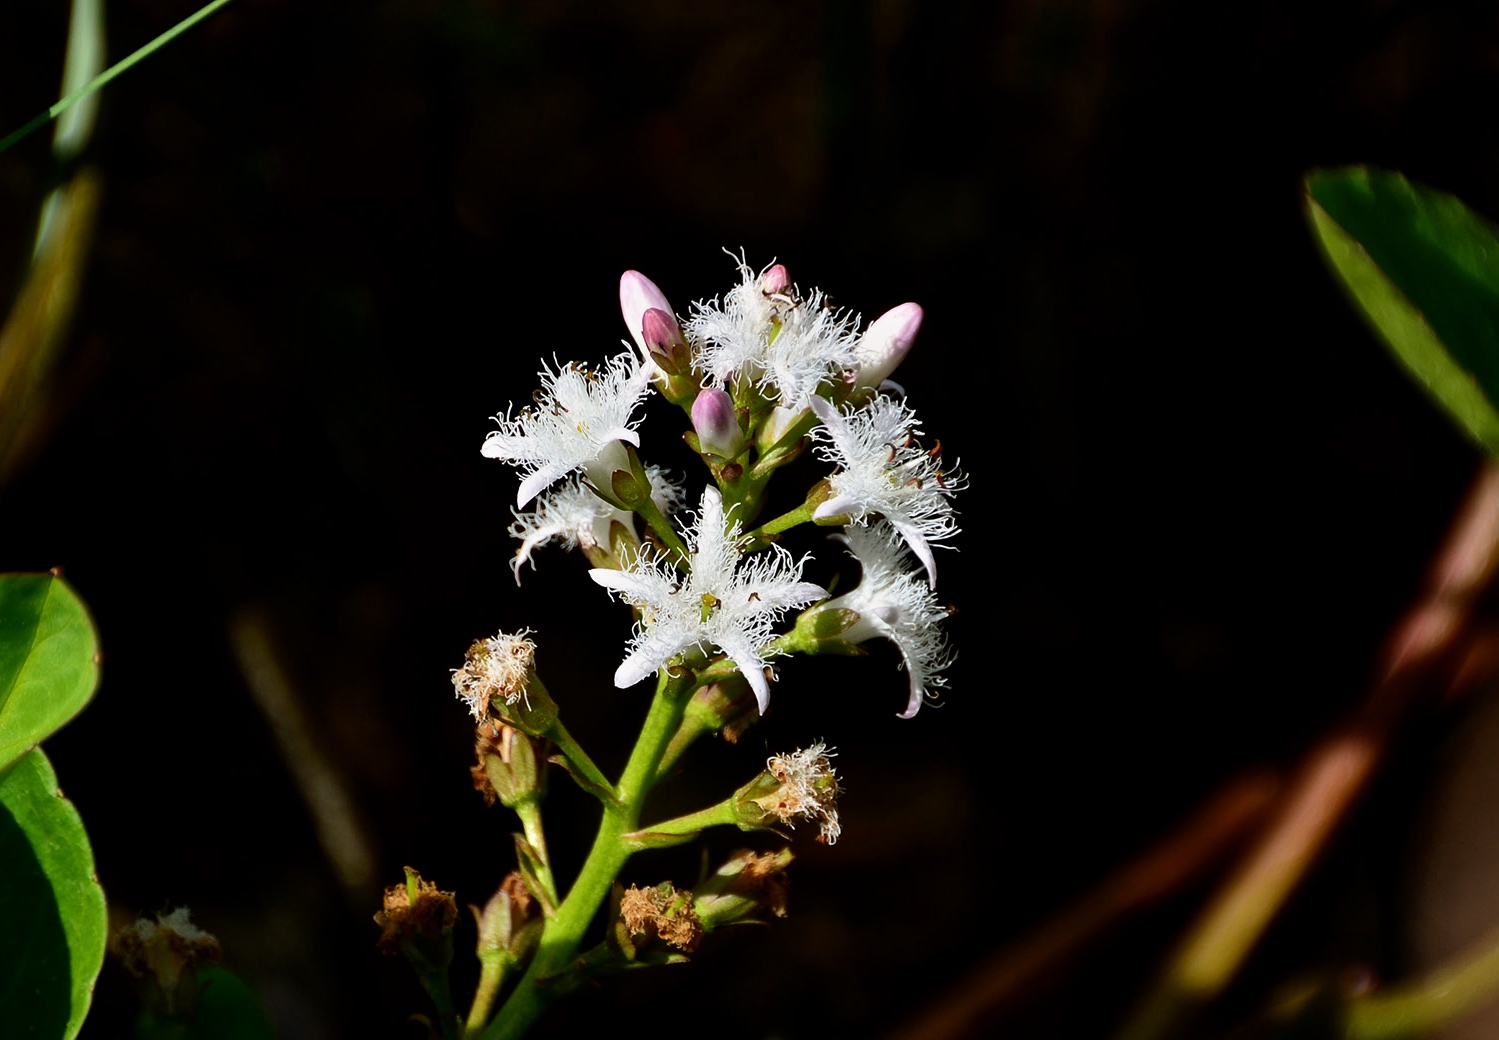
[[398, 254, 957, 1038], [480, 668, 697, 1039]]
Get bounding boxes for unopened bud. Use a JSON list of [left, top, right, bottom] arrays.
[[691, 388, 745, 459], [619, 271, 678, 358], [760, 263, 792, 296], [111, 907, 222, 1017], [693, 848, 793, 930], [853, 302, 923, 389], [473, 871, 541, 967], [641, 307, 690, 370]]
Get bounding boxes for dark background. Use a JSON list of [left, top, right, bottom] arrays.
[[3, 0, 1498, 1037]]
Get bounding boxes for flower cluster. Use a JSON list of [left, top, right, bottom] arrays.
[[410, 255, 968, 1033], [477, 255, 960, 719]]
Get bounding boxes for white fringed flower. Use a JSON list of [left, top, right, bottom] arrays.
[[820, 522, 954, 718], [482, 353, 653, 508], [687, 256, 861, 411], [508, 468, 685, 581], [589, 487, 826, 712], [809, 394, 963, 587]]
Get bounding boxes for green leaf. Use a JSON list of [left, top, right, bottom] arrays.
[[0, 573, 100, 772], [0, 747, 107, 1040], [1306, 166, 1499, 456]]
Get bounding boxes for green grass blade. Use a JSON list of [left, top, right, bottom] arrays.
[[0, 0, 236, 156]]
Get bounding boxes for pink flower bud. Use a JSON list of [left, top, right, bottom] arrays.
[[759, 264, 791, 296], [640, 307, 688, 367], [619, 271, 679, 357], [691, 387, 744, 458], [853, 302, 923, 389]]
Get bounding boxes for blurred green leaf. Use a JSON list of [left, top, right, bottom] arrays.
[[0, 747, 107, 1040], [135, 966, 278, 1040], [0, 573, 100, 773], [1306, 166, 1499, 455]]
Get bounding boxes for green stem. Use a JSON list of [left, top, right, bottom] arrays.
[[743, 501, 814, 546], [653, 660, 747, 782], [623, 799, 737, 845], [654, 706, 717, 784], [416, 965, 463, 1040], [545, 717, 615, 801], [0, 0, 237, 156], [464, 952, 508, 1039], [513, 800, 559, 908], [480, 669, 694, 1039], [635, 491, 690, 563]]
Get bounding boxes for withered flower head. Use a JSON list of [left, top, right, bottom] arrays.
[[374, 867, 458, 965], [111, 907, 222, 1016], [452, 630, 537, 721], [756, 743, 842, 845], [619, 882, 702, 952]]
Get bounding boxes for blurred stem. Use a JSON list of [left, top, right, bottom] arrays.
[[1344, 917, 1499, 1039], [480, 668, 695, 1040], [0, 0, 106, 482], [890, 771, 1279, 1040], [1117, 462, 1499, 1040]]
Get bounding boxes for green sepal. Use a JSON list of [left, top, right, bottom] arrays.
[[493, 689, 558, 740], [512, 836, 557, 919], [607, 467, 642, 509], [483, 732, 542, 809], [807, 606, 859, 641]]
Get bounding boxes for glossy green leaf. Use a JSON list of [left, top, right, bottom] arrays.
[[0, 747, 107, 1040], [1306, 166, 1499, 455], [0, 573, 100, 772], [135, 966, 278, 1040]]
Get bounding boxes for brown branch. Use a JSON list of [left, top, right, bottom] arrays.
[[1116, 461, 1499, 1040]]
